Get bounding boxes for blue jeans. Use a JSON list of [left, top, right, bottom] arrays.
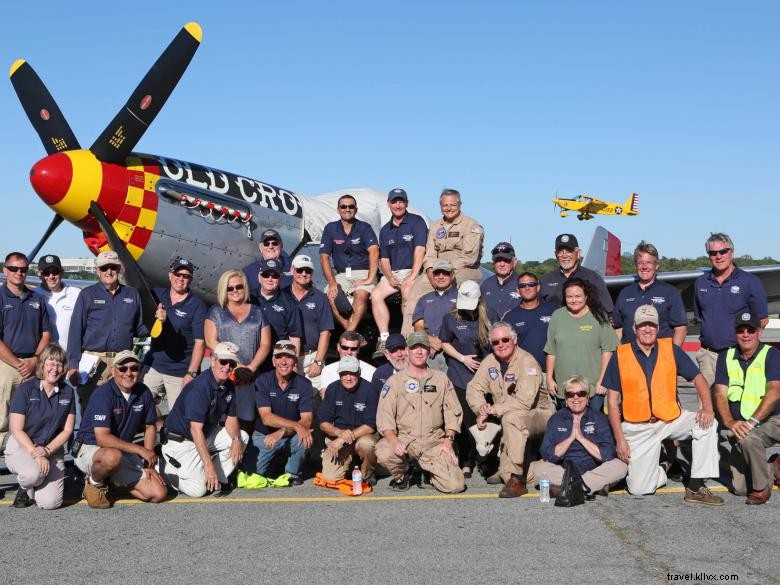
[[243, 432, 306, 478]]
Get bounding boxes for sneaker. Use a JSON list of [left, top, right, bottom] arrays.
[[375, 338, 386, 355], [684, 486, 724, 506], [389, 476, 410, 491], [83, 477, 111, 509], [485, 471, 503, 485], [291, 476, 304, 486], [12, 488, 33, 509]]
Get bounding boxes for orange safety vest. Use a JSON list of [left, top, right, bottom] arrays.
[[617, 338, 681, 423]]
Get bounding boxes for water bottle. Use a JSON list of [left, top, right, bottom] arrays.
[[539, 474, 550, 503], [352, 466, 363, 496]]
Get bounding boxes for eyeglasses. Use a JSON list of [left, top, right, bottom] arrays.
[[432, 270, 451, 276], [42, 269, 61, 277], [98, 264, 120, 272], [707, 248, 732, 257], [565, 390, 588, 399], [171, 272, 192, 280], [339, 344, 359, 352], [5, 266, 29, 273], [517, 281, 538, 289], [339, 204, 357, 210], [226, 284, 245, 292], [294, 267, 313, 275], [262, 239, 280, 247], [261, 272, 281, 279], [115, 364, 140, 373], [490, 337, 512, 346], [218, 358, 237, 368]]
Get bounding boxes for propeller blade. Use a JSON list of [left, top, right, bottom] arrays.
[[28, 214, 65, 261], [90, 22, 202, 164], [9, 60, 81, 154], [88, 202, 160, 331]]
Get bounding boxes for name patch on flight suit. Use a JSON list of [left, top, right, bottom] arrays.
[[505, 374, 516, 383], [448, 232, 459, 238], [423, 384, 436, 393]]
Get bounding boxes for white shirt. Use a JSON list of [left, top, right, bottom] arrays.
[[319, 359, 376, 391], [34, 285, 81, 353]]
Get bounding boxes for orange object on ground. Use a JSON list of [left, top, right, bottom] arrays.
[[313, 472, 373, 496]]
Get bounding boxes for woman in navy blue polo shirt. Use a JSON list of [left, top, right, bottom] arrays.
[[6, 344, 75, 509]]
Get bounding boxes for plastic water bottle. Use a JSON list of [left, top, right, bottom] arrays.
[[539, 474, 550, 503], [352, 466, 363, 496]]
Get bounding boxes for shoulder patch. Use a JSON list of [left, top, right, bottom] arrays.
[[381, 384, 390, 398]]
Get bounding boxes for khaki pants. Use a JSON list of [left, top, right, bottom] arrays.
[[75, 443, 145, 487], [298, 351, 322, 391], [695, 347, 718, 389], [5, 435, 66, 510], [142, 366, 185, 414], [321, 433, 378, 482], [527, 458, 628, 493], [727, 414, 780, 494], [77, 353, 116, 414], [401, 267, 483, 335], [497, 408, 552, 483], [376, 435, 465, 493], [0, 360, 25, 447]]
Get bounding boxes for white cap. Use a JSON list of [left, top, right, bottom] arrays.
[[457, 280, 481, 310], [292, 254, 314, 270]]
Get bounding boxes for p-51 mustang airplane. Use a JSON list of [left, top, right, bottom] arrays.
[[10, 22, 425, 331], [553, 192, 639, 220]]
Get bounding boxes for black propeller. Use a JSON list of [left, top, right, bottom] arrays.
[[28, 214, 65, 261], [90, 22, 202, 164]]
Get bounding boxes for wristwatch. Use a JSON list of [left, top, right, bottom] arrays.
[[314, 359, 323, 367], [187, 371, 199, 377]]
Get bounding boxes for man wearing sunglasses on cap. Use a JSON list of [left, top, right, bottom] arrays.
[[0, 252, 52, 451], [34, 254, 81, 353], [67, 250, 148, 413], [319, 331, 375, 398], [319, 194, 379, 332], [75, 350, 166, 508], [480, 242, 520, 322], [694, 232, 768, 388], [466, 322, 554, 497], [242, 228, 293, 297], [142, 259, 207, 415], [160, 341, 249, 498]]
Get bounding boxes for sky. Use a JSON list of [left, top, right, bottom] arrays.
[[1, 1, 778, 264]]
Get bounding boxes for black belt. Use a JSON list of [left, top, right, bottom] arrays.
[[14, 353, 35, 359], [700, 344, 723, 353], [160, 429, 187, 444]]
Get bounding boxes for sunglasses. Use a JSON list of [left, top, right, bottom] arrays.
[[707, 248, 732, 257], [42, 269, 62, 277], [98, 264, 120, 272], [5, 266, 29, 273], [274, 342, 296, 351], [565, 390, 589, 399], [171, 272, 192, 280], [432, 270, 451, 276], [226, 284, 245, 292], [490, 337, 512, 346], [262, 240, 280, 247], [517, 281, 538, 289], [260, 271, 281, 279], [115, 364, 140, 373], [737, 326, 757, 334], [294, 267, 313, 275], [339, 344, 359, 352], [339, 204, 357, 210], [218, 358, 237, 368]]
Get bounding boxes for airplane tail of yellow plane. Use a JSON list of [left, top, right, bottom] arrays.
[[623, 192, 639, 215]]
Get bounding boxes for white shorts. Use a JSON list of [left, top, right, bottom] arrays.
[[75, 444, 145, 487], [331, 270, 376, 294]]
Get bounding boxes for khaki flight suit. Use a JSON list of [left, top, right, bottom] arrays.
[[466, 348, 554, 483], [401, 213, 484, 334], [375, 366, 465, 493]]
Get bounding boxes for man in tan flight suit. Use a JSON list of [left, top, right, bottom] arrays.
[[376, 331, 465, 493], [401, 189, 484, 334], [467, 321, 554, 497]]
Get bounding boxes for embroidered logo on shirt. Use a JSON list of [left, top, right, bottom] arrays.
[[132, 404, 144, 412], [505, 374, 516, 382], [540, 316, 551, 323], [381, 384, 390, 398], [405, 380, 419, 393], [402, 234, 414, 242], [730, 286, 740, 294], [175, 309, 188, 317], [335, 400, 344, 406], [350, 238, 361, 245], [435, 228, 446, 239], [123, 298, 134, 304], [93, 299, 106, 305], [579, 325, 593, 332], [28, 301, 40, 309], [583, 422, 596, 435], [271, 304, 285, 312], [287, 394, 300, 402], [354, 402, 367, 411], [305, 302, 316, 310], [488, 367, 498, 380], [423, 384, 436, 393], [94, 414, 107, 421], [650, 296, 666, 304]]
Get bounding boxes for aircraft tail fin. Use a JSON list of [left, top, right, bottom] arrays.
[[582, 226, 622, 276], [624, 192, 639, 215]]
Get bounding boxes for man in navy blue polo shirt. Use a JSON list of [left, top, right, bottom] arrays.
[[481, 242, 520, 322], [67, 250, 149, 414], [319, 356, 379, 483], [412, 259, 458, 359], [371, 334, 408, 391], [539, 234, 613, 312], [160, 341, 249, 497], [244, 340, 314, 484], [142, 258, 207, 415], [502, 272, 557, 377], [371, 188, 428, 353], [0, 251, 51, 450], [287, 254, 334, 388], [613, 241, 687, 346], [319, 194, 379, 332], [694, 232, 768, 387], [242, 228, 293, 296], [75, 350, 167, 508], [253, 258, 303, 363]]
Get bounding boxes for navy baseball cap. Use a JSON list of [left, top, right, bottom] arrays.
[[170, 258, 195, 273], [555, 234, 579, 250], [260, 229, 281, 242], [259, 258, 282, 274], [37, 254, 62, 272], [387, 188, 408, 202], [735, 311, 761, 330], [385, 333, 407, 351], [491, 242, 515, 261]]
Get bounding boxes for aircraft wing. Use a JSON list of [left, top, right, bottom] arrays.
[[582, 198, 608, 213]]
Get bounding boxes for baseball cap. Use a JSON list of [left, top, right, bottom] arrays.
[[213, 341, 240, 361], [385, 333, 407, 351], [633, 304, 659, 327], [37, 254, 62, 273], [272, 340, 297, 358], [96, 250, 121, 268], [337, 355, 361, 374], [406, 331, 430, 348], [432, 258, 454, 273], [387, 187, 408, 202], [259, 258, 282, 275], [291, 254, 314, 270], [457, 280, 481, 310], [491, 242, 515, 261], [555, 234, 579, 251], [260, 229, 281, 243], [170, 258, 195, 273], [735, 312, 761, 330], [114, 350, 140, 365]]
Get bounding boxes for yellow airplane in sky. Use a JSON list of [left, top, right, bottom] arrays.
[[552, 192, 639, 220]]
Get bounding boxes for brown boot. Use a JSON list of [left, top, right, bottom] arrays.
[[83, 477, 111, 509], [745, 487, 771, 505], [772, 455, 780, 487], [498, 474, 528, 498]]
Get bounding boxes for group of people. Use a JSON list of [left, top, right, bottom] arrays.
[[1, 188, 778, 510]]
